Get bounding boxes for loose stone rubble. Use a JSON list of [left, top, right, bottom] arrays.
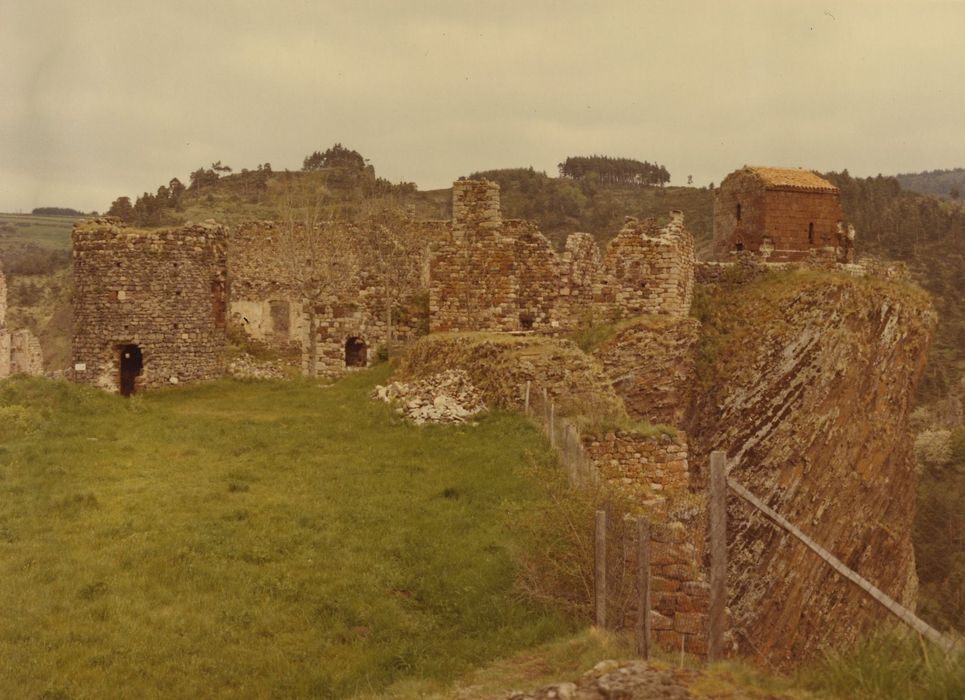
[[506, 660, 696, 700], [373, 369, 485, 424]]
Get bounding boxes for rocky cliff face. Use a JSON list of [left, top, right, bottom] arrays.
[[688, 271, 936, 667]]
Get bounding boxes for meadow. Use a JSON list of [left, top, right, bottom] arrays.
[[0, 367, 573, 698]]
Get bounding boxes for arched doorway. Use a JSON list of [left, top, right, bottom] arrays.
[[345, 337, 367, 368], [119, 344, 143, 396]]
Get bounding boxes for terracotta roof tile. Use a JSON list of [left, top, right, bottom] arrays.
[[744, 166, 838, 192]]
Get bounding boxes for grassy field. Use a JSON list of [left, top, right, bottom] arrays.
[[0, 366, 574, 698], [0, 212, 76, 251]]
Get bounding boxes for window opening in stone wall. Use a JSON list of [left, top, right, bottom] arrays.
[[269, 300, 290, 337], [808, 222, 815, 244], [736, 203, 742, 221], [119, 344, 143, 397], [212, 281, 227, 327], [519, 311, 534, 330], [345, 337, 367, 368], [735, 241, 745, 252]]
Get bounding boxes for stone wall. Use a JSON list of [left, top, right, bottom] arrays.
[[0, 264, 43, 379], [581, 430, 709, 656], [229, 219, 444, 375], [71, 220, 228, 393], [714, 168, 846, 262], [429, 180, 696, 333], [10, 330, 42, 375], [601, 212, 695, 319]]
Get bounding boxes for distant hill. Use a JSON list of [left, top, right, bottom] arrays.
[[895, 168, 965, 200]]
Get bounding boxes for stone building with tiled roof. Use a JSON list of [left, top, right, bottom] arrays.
[[712, 166, 851, 262]]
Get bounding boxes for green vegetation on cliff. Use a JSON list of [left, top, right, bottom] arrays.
[[0, 369, 573, 698]]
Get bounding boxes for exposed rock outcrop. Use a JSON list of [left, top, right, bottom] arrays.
[[688, 270, 937, 667]]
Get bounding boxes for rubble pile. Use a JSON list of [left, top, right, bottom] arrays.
[[373, 369, 486, 424]]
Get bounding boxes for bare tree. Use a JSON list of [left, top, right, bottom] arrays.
[[358, 199, 427, 352], [274, 180, 359, 376]]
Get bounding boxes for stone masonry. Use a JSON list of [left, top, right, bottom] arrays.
[[228, 218, 447, 375], [430, 180, 696, 333], [713, 166, 850, 263], [0, 264, 43, 378], [71, 220, 228, 393], [582, 430, 709, 656]]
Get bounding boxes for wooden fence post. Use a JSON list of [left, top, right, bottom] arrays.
[[595, 509, 607, 629], [637, 517, 651, 659], [708, 450, 727, 661], [549, 399, 555, 448], [524, 380, 531, 415]]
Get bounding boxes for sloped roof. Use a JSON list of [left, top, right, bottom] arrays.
[[743, 166, 838, 192]]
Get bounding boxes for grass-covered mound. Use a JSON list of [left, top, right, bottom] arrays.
[[0, 368, 572, 698]]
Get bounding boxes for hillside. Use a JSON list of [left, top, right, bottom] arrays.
[[896, 167, 965, 201], [0, 212, 76, 369]]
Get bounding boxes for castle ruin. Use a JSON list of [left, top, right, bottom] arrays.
[[0, 265, 43, 379], [430, 179, 695, 333], [71, 221, 228, 394]]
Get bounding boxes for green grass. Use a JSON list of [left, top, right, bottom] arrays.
[[0, 212, 77, 251], [799, 631, 965, 700], [0, 368, 574, 698]]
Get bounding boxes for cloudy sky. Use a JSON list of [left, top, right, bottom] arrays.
[[2, 0, 964, 212]]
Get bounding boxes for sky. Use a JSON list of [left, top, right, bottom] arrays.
[[2, 0, 964, 213]]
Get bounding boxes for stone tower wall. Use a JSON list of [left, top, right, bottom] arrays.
[[71, 220, 228, 392], [430, 181, 696, 333]]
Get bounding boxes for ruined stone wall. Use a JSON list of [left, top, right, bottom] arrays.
[[582, 430, 709, 656], [591, 316, 700, 426], [72, 220, 227, 392], [602, 212, 695, 319], [510, 221, 561, 330], [430, 180, 696, 333], [229, 219, 444, 375], [0, 264, 43, 379], [554, 232, 601, 326], [10, 330, 42, 375]]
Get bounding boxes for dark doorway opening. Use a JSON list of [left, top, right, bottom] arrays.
[[519, 312, 535, 330], [345, 337, 367, 368], [119, 344, 143, 397]]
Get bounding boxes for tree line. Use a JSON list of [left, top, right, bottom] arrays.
[[31, 207, 89, 217], [558, 155, 671, 186]]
